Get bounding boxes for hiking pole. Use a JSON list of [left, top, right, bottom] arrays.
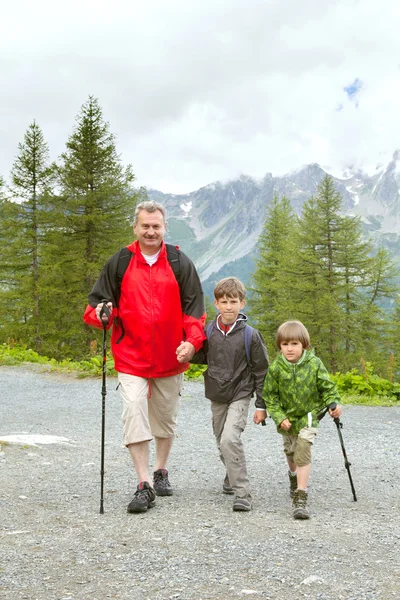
[[99, 301, 111, 514], [318, 402, 357, 501]]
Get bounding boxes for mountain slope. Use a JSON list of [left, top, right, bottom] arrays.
[[148, 153, 400, 297]]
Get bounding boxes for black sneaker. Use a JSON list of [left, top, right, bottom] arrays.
[[222, 473, 234, 495], [292, 489, 310, 519], [127, 482, 156, 513], [153, 469, 173, 496]]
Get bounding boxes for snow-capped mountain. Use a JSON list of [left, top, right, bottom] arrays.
[[148, 152, 400, 298]]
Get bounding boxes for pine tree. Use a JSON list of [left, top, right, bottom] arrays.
[[294, 176, 398, 373], [42, 96, 144, 358], [248, 194, 298, 354], [0, 122, 54, 350]]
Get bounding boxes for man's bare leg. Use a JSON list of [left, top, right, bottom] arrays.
[[154, 436, 174, 471], [127, 440, 151, 485]]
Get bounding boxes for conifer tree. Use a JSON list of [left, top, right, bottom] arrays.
[[0, 122, 54, 350], [42, 96, 144, 358], [248, 194, 298, 354]]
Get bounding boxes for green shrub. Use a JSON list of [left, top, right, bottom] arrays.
[[332, 361, 400, 403], [184, 363, 207, 380]]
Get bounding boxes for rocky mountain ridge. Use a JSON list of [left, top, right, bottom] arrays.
[[148, 153, 400, 297]]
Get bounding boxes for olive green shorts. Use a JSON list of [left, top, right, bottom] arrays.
[[282, 427, 318, 467]]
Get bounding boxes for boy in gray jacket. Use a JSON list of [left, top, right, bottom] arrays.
[[178, 277, 269, 511]]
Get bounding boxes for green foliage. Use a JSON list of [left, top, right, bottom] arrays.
[[332, 362, 400, 401], [0, 121, 54, 353], [248, 194, 298, 351], [36, 96, 145, 360], [249, 176, 399, 374], [339, 393, 399, 407], [184, 363, 207, 379], [0, 342, 116, 377], [0, 343, 207, 381]]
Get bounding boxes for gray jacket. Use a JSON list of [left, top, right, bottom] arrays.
[[192, 314, 269, 407]]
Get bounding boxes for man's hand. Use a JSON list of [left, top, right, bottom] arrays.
[[253, 409, 267, 424], [280, 418, 292, 431], [95, 302, 113, 324], [329, 404, 342, 419], [176, 341, 195, 363]]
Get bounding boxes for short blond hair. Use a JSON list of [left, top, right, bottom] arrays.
[[214, 277, 246, 301], [134, 201, 166, 225], [276, 320, 311, 350]]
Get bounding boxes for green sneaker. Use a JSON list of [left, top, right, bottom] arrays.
[[292, 489, 309, 520], [288, 470, 298, 498]]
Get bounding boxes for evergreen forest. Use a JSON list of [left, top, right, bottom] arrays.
[[0, 96, 399, 384]]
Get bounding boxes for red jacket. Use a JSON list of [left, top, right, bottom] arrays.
[[83, 241, 206, 378]]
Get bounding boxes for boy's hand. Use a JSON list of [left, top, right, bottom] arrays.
[[329, 405, 342, 419], [253, 409, 267, 425], [280, 418, 292, 431], [176, 341, 195, 363]]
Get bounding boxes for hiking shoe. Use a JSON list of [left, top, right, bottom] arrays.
[[292, 489, 310, 520], [127, 482, 156, 513], [153, 469, 173, 496], [233, 495, 252, 512], [288, 470, 298, 498], [222, 473, 234, 495]]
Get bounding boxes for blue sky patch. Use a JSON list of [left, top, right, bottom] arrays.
[[344, 78, 363, 101]]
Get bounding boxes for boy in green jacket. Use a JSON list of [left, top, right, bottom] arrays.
[[260, 320, 342, 519]]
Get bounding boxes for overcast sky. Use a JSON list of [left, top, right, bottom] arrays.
[[1, 0, 400, 194]]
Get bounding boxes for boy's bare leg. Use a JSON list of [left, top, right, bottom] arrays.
[[154, 436, 174, 471], [297, 463, 311, 490], [286, 457, 297, 473], [128, 441, 151, 485]]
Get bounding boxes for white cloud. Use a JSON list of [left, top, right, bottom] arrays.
[[1, 0, 400, 193]]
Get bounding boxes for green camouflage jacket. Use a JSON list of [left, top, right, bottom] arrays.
[[263, 349, 340, 435]]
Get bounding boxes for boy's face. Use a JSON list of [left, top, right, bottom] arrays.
[[280, 340, 303, 363], [214, 295, 245, 325]]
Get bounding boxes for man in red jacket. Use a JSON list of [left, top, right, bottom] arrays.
[[84, 201, 206, 513]]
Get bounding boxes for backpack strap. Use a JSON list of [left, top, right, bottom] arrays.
[[206, 321, 214, 340], [117, 247, 133, 289], [165, 243, 181, 286]]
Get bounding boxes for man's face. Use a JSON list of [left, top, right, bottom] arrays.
[[133, 210, 166, 255]]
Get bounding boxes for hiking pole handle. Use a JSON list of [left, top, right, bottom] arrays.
[[100, 299, 111, 326], [317, 402, 337, 422]]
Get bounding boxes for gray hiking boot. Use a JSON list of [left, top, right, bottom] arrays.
[[288, 470, 298, 498], [153, 468, 173, 496], [292, 489, 310, 519], [127, 482, 156, 513], [233, 495, 252, 512], [222, 473, 234, 495]]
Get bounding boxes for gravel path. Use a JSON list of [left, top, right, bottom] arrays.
[[1, 365, 399, 600]]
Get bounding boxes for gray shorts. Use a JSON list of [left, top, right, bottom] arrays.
[[282, 427, 318, 467], [118, 373, 183, 445]]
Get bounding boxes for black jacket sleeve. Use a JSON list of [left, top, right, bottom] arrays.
[[87, 250, 122, 308], [178, 251, 205, 319]]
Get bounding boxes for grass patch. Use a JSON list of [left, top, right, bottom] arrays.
[[341, 393, 399, 407]]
